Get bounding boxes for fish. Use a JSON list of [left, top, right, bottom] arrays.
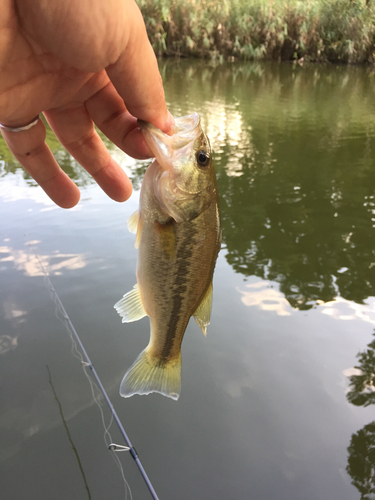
[[114, 113, 221, 400]]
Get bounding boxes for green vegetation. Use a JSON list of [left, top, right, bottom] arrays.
[[138, 0, 375, 64]]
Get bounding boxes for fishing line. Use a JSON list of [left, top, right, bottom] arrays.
[[41, 267, 133, 500], [35, 250, 132, 500], [46, 364, 93, 500], [66, 333, 133, 500], [29, 243, 160, 500]]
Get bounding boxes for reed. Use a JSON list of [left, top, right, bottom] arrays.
[[138, 0, 375, 64]]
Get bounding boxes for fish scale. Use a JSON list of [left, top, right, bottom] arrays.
[[114, 113, 221, 400]]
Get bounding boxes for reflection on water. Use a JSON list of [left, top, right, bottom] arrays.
[[46, 365, 92, 500], [238, 280, 292, 316], [345, 333, 375, 499], [0, 335, 18, 355], [346, 333, 375, 408], [1, 60, 375, 500], [0, 242, 88, 359], [123, 59, 371, 314], [0, 243, 87, 277], [3, 61, 373, 309], [347, 422, 375, 500], [161, 60, 375, 310], [320, 297, 375, 326]]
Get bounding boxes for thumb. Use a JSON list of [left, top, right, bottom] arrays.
[[106, 0, 173, 133]]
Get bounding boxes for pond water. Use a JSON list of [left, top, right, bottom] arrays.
[[1, 60, 375, 500]]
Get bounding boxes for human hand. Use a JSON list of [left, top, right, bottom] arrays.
[[0, 0, 173, 208]]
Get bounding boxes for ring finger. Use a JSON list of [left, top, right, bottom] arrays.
[[0, 119, 81, 208]]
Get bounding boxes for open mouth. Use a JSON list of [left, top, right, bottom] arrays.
[[138, 113, 201, 170]]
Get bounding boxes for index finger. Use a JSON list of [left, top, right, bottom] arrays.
[[106, 0, 173, 133]]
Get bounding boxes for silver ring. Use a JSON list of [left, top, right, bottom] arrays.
[[0, 115, 40, 133]]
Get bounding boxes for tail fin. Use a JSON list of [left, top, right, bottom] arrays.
[[120, 348, 181, 401]]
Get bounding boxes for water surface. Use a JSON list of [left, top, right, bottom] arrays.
[[1, 60, 375, 500]]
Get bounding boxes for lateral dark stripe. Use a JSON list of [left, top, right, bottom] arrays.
[[160, 223, 195, 359]]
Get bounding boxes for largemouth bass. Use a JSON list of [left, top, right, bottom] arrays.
[[114, 113, 221, 400]]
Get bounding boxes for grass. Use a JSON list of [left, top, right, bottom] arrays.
[[138, 0, 375, 64]]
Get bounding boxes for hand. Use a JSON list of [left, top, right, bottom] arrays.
[[0, 0, 173, 208]]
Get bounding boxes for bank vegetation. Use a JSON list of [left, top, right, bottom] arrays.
[[138, 0, 375, 64]]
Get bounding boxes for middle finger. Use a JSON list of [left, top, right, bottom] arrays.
[[44, 104, 132, 202]]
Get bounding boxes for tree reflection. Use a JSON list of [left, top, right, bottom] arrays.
[[158, 61, 375, 310], [347, 333, 375, 408], [209, 63, 375, 310], [347, 422, 375, 500], [1, 61, 375, 310], [218, 140, 375, 309], [346, 333, 375, 499]]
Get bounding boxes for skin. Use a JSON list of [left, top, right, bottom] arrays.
[[0, 0, 173, 208]]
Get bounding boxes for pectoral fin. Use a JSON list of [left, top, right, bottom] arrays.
[[193, 282, 213, 336], [114, 284, 147, 323], [127, 210, 139, 234], [127, 210, 142, 249]]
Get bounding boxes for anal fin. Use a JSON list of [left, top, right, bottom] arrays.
[[193, 282, 213, 336]]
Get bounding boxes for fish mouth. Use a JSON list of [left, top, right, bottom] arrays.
[[138, 113, 201, 170]]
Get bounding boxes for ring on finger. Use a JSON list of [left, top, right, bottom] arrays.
[[0, 115, 40, 133]]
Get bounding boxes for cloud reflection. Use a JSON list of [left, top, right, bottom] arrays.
[[1, 242, 88, 362], [1, 299, 28, 355], [238, 279, 375, 323], [0, 335, 18, 355], [238, 281, 292, 316], [318, 297, 375, 326], [0, 168, 55, 206], [0, 244, 87, 277], [3, 300, 27, 323]]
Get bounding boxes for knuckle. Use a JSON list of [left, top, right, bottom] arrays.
[[65, 128, 96, 151]]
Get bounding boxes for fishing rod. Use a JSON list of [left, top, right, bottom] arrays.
[[33, 249, 160, 500]]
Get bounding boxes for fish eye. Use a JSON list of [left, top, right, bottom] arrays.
[[196, 150, 210, 168]]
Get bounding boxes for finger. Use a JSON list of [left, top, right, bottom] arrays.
[[106, 0, 174, 133], [43, 105, 132, 202], [0, 120, 80, 208], [84, 77, 152, 159]]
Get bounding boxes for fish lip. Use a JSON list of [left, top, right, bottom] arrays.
[[138, 113, 200, 137], [138, 113, 201, 170], [173, 113, 200, 136], [138, 119, 172, 170]]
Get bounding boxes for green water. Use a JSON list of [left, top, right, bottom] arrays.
[[1, 60, 374, 500]]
